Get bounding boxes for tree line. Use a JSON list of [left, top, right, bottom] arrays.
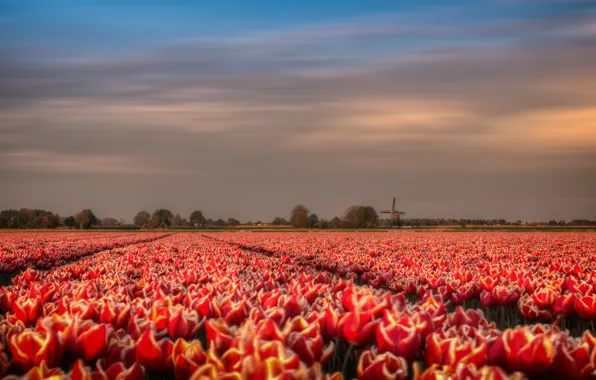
[[0, 207, 593, 229]]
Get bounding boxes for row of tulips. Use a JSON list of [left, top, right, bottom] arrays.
[[214, 233, 596, 323], [0, 232, 595, 379], [0, 233, 170, 273]]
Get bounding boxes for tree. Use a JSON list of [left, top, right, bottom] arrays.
[[214, 218, 226, 226], [151, 209, 173, 227], [133, 211, 151, 227], [227, 218, 240, 226], [189, 210, 205, 227], [101, 217, 120, 227], [0, 210, 18, 228], [272, 217, 288, 226], [172, 213, 184, 227], [330, 216, 341, 229], [64, 216, 76, 228], [344, 206, 378, 228], [75, 209, 98, 229], [290, 205, 310, 228], [308, 214, 319, 228]]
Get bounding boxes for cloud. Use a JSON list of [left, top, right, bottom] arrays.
[[0, 4, 595, 220], [0, 150, 197, 175]]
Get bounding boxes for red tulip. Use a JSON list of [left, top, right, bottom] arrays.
[[357, 348, 408, 380], [168, 307, 203, 340], [70, 359, 92, 380], [552, 293, 575, 316], [99, 302, 131, 330], [574, 295, 596, 320], [223, 302, 247, 326], [418, 363, 524, 380], [172, 339, 208, 380], [451, 284, 477, 304], [0, 290, 15, 313], [492, 286, 520, 306], [338, 309, 377, 346], [135, 329, 174, 371], [62, 317, 111, 361], [488, 328, 555, 374], [102, 335, 136, 368], [287, 330, 334, 366], [376, 310, 421, 361], [10, 328, 63, 370], [280, 295, 304, 319], [425, 332, 488, 368], [318, 306, 339, 341], [12, 296, 43, 325], [480, 291, 496, 308], [254, 319, 284, 342], [6, 360, 65, 380], [70, 299, 99, 321], [531, 287, 557, 309], [205, 319, 234, 355], [446, 306, 493, 329], [93, 362, 145, 380]]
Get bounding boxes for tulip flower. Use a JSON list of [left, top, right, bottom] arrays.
[[446, 307, 493, 329], [338, 309, 377, 346], [574, 295, 596, 320], [135, 329, 174, 371], [552, 293, 575, 316], [532, 287, 557, 309], [99, 302, 131, 330], [3, 360, 65, 380], [93, 361, 145, 380], [205, 319, 235, 355], [0, 290, 16, 313], [62, 317, 111, 361], [357, 348, 408, 380], [168, 307, 203, 340], [10, 328, 63, 370], [317, 306, 339, 341], [11, 296, 43, 325], [376, 310, 421, 361], [487, 328, 555, 374], [172, 339, 207, 380], [492, 286, 521, 306], [425, 332, 488, 368], [417, 363, 525, 380], [287, 330, 334, 366]]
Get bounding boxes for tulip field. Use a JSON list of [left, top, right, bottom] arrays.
[[0, 232, 596, 379]]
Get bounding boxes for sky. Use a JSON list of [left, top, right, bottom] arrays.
[[0, 0, 595, 223]]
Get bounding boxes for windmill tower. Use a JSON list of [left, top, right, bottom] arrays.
[[380, 198, 405, 227]]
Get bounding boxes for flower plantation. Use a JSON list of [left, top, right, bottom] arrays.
[[0, 232, 595, 379]]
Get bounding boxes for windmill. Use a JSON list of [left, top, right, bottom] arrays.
[[380, 198, 405, 227]]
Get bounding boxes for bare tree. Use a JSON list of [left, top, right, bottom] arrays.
[[101, 217, 120, 227]]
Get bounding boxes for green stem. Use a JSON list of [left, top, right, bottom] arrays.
[[342, 343, 354, 375]]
